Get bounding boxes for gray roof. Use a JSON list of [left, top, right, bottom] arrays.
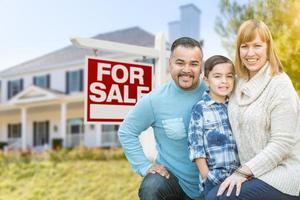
[[1, 27, 155, 77]]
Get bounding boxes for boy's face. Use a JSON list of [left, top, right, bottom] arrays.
[[204, 63, 234, 102]]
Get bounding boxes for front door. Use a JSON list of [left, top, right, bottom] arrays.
[[33, 121, 49, 146]]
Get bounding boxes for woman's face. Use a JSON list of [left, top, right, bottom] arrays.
[[239, 33, 268, 78]]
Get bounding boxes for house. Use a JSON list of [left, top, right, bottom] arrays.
[[168, 4, 201, 44], [0, 27, 167, 151]]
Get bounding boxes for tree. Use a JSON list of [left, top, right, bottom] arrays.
[[215, 0, 300, 92]]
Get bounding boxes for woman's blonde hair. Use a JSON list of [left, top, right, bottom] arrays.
[[235, 19, 283, 79]]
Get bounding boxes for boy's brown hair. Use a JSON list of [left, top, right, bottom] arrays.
[[204, 55, 234, 78]]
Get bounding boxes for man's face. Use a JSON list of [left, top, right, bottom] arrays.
[[169, 46, 202, 90]]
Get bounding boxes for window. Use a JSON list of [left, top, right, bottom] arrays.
[[67, 118, 84, 134], [7, 79, 23, 99], [33, 74, 50, 88], [8, 123, 21, 139], [66, 69, 83, 93], [101, 125, 119, 132], [101, 125, 120, 147], [66, 118, 84, 147]]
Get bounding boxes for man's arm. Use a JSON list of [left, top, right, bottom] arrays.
[[118, 94, 155, 176]]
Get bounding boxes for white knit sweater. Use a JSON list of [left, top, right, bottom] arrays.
[[228, 63, 300, 196]]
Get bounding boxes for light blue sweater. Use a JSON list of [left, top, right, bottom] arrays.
[[118, 80, 206, 198]]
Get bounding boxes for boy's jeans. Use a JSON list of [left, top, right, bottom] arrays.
[[203, 179, 216, 198]]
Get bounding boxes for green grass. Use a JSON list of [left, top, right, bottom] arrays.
[[0, 159, 142, 200]]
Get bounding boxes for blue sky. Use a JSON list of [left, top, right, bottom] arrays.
[[0, 0, 229, 71]]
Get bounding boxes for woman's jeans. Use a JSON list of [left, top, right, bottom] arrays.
[[138, 171, 197, 200], [205, 178, 300, 200]]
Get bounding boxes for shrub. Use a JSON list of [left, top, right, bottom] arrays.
[[52, 138, 63, 150], [0, 147, 126, 165], [0, 142, 7, 150], [48, 147, 126, 162]]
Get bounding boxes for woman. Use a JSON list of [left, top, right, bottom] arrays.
[[206, 19, 300, 200]]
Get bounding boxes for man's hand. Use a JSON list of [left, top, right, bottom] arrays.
[[147, 164, 170, 179], [217, 173, 247, 197]]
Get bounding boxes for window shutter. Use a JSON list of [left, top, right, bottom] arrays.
[[8, 124, 11, 138], [20, 79, 23, 91], [66, 72, 69, 94], [46, 121, 49, 143], [47, 74, 50, 88], [7, 81, 11, 100], [33, 122, 37, 146], [18, 123, 22, 138], [33, 77, 36, 85], [79, 69, 83, 91]]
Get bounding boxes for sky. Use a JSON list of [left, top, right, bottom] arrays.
[[0, 0, 228, 71]]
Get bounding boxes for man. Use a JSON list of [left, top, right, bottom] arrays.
[[118, 37, 206, 200]]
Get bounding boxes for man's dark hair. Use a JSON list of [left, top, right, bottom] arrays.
[[204, 55, 234, 78], [171, 37, 203, 56]]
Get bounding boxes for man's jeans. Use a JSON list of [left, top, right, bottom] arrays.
[[138, 171, 194, 200]]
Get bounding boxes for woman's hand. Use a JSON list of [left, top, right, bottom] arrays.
[[217, 173, 247, 197]]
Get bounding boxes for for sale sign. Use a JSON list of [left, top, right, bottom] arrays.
[[85, 57, 153, 123]]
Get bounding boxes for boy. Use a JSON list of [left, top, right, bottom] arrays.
[[188, 55, 240, 198]]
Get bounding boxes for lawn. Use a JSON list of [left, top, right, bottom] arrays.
[[0, 150, 142, 200]]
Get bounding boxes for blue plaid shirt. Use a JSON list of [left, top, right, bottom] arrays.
[[188, 91, 240, 190]]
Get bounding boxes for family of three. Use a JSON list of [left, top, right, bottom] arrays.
[[118, 19, 300, 200]]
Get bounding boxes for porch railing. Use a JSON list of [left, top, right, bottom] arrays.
[[101, 131, 119, 147], [65, 133, 84, 148], [7, 138, 22, 149]]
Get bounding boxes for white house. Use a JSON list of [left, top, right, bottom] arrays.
[[0, 27, 169, 151]]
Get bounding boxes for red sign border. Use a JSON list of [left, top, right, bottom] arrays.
[[84, 56, 153, 124]]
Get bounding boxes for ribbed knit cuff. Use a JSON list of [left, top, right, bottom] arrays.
[[139, 163, 153, 177]]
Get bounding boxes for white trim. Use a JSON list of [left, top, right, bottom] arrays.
[[71, 37, 170, 58], [21, 108, 27, 150], [8, 85, 63, 105], [60, 103, 67, 147]]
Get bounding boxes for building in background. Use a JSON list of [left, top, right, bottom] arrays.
[[168, 4, 201, 44], [0, 3, 201, 153], [0, 27, 167, 151]]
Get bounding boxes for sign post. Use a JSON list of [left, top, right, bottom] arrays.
[[71, 34, 169, 159], [85, 57, 153, 123]]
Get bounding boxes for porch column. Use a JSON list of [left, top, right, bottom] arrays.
[[154, 33, 167, 87], [21, 107, 27, 151], [60, 103, 67, 147], [96, 124, 102, 147]]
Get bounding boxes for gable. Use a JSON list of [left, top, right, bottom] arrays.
[[8, 85, 64, 105]]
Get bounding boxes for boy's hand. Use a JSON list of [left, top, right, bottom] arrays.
[[147, 164, 170, 179]]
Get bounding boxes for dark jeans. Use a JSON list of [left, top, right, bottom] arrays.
[[138, 171, 194, 200], [205, 178, 300, 200], [203, 179, 216, 198]]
